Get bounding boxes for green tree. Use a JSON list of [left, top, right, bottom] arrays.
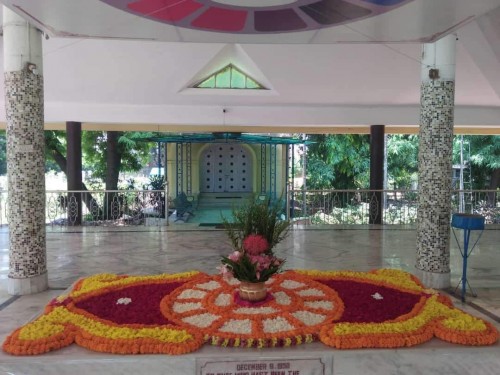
[[45, 130, 155, 215], [306, 134, 370, 189], [81, 131, 152, 189], [386, 134, 419, 189], [0, 131, 6, 176], [452, 135, 500, 190], [45, 131, 66, 173], [81, 131, 153, 216], [46, 131, 96, 213], [468, 135, 500, 190]]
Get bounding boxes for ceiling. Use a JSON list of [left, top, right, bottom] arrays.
[[1, 0, 500, 133]]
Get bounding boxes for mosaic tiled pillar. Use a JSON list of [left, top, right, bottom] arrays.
[[4, 7, 48, 295], [416, 34, 456, 289]]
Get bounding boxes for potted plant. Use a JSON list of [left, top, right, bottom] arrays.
[[147, 175, 166, 218], [220, 196, 290, 302]]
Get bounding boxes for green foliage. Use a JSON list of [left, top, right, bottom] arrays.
[[148, 174, 166, 190], [306, 157, 335, 189], [0, 131, 6, 175], [386, 135, 418, 189], [306, 134, 370, 189], [145, 175, 166, 217], [453, 135, 500, 189], [306, 134, 498, 191], [220, 252, 284, 283], [466, 135, 499, 169], [82, 131, 154, 181], [84, 176, 104, 190], [309, 201, 417, 225], [307, 134, 420, 190], [45, 131, 66, 154], [45, 159, 62, 173], [222, 196, 290, 252], [44, 131, 65, 173], [119, 178, 138, 190]]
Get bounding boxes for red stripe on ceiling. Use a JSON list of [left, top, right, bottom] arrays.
[[128, 0, 178, 14], [128, 0, 203, 22], [192, 7, 247, 32]]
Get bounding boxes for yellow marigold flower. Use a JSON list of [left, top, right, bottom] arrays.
[[19, 321, 65, 340], [442, 314, 487, 331], [73, 272, 200, 297], [4, 269, 497, 356], [333, 297, 445, 335]]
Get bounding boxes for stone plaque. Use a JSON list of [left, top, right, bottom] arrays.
[[197, 357, 331, 375]]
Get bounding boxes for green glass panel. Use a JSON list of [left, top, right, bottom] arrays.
[[195, 64, 266, 90], [197, 76, 215, 88], [215, 67, 231, 88], [246, 78, 261, 89], [231, 68, 246, 88]]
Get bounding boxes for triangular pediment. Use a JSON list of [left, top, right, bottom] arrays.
[[194, 64, 265, 89], [180, 44, 275, 95]]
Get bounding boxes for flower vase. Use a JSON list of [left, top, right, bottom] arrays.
[[238, 281, 267, 302]]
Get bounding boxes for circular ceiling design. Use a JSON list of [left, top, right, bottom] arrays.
[[100, 0, 413, 34]]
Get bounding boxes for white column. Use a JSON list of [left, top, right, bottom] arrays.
[[415, 34, 456, 289], [3, 7, 47, 295]]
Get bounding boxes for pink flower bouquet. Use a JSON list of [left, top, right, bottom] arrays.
[[220, 197, 289, 282], [220, 234, 285, 282]]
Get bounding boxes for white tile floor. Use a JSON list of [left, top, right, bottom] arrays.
[[0, 224, 499, 374]]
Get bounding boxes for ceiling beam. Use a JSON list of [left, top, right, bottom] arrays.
[[0, 122, 498, 135]]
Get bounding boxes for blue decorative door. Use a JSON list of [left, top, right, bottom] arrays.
[[200, 144, 252, 193]]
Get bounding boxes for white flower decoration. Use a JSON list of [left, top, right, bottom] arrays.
[[116, 297, 132, 305], [371, 293, 383, 300], [214, 293, 232, 307], [219, 319, 252, 334], [234, 306, 277, 315], [297, 288, 325, 297], [280, 279, 306, 289], [196, 280, 221, 290]]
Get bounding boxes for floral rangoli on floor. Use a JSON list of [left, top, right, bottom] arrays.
[[3, 269, 498, 355]]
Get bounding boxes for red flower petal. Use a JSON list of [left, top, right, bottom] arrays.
[[318, 280, 421, 323], [74, 282, 183, 325]]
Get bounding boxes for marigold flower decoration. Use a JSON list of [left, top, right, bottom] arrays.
[[220, 197, 289, 282], [2, 269, 498, 356]]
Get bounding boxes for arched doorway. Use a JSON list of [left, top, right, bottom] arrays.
[[200, 144, 252, 193]]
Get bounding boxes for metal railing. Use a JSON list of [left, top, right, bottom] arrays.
[[289, 189, 499, 225], [0, 189, 497, 227], [0, 189, 169, 228]]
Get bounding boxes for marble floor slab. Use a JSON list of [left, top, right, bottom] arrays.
[[0, 224, 499, 374]]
